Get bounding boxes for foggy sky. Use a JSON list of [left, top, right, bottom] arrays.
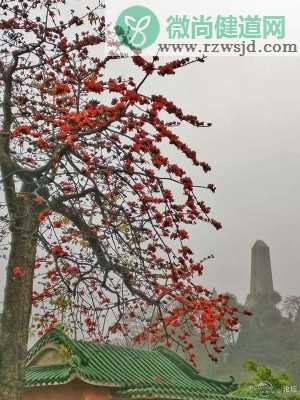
[[108, 55, 300, 303], [159, 56, 300, 302], [1, 55, 299, 306]]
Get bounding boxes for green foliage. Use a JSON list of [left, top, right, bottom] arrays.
[[283, 394, 300, 400], [242, 360, 290, 390], [231, 360, 295, 399]]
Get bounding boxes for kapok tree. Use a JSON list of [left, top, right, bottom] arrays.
[[0, 1, 243, 399]]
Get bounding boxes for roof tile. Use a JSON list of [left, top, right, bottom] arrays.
[[25, 328, 250, 400]]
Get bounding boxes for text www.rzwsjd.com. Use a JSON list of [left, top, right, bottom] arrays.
[[157, 40, 298, 56]]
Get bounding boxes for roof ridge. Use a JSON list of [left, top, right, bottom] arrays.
[[155, 346, 236, 391], [155, 346, 200, 379]]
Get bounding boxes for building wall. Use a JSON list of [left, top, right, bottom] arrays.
[[24, 380, 113, 400]]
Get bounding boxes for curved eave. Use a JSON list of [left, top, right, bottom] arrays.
[[25, 369, 123, 389], [117, 389, 257, 400]]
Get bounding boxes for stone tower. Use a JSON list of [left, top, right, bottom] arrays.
[[221, 240, 300, 386], [250, 240, 274, 296], [246, 240, 280, 308]]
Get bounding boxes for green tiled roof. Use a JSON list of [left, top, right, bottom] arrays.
[[25, 328, 243, 400], [26, 365, 73, 386]]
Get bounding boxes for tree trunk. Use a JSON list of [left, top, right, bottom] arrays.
[[0, 195, 40, 400]]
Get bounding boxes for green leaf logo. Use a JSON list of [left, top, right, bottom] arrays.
[[116, 5, 160, 50]]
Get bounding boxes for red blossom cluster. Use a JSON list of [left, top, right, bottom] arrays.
[[12, 266, 24, 280]]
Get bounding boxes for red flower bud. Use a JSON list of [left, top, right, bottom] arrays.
[[12, 266, 24, 280]]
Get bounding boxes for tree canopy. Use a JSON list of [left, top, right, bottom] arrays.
[[0, 1, 243, 398]]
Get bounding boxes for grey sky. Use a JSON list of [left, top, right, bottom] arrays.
[[1, 55, 299, 307], [109, 55, 300, 304], [153, 55, 300, 303]]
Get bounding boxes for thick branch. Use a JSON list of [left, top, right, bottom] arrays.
[[50, 199, 159, 306], [0, 67, 17, 215]]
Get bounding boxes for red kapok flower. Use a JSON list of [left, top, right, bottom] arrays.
[[52, 82, 71, 96], [51, 245, 67, 257], [84, 77, 104, 93], [207, 183, 216, 193], [12, 266, 24, 280]]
